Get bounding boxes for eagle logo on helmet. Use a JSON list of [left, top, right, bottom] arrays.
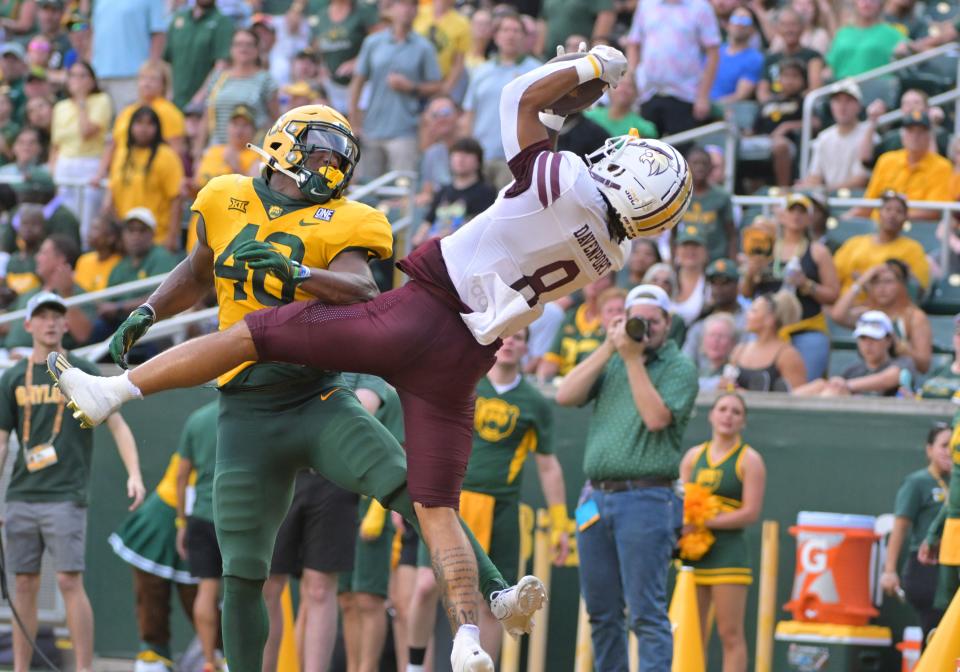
[[636, 144, 674, 178]]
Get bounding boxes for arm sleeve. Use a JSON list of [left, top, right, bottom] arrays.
[[355, 35, 373, 79], [697, 2, 722, 49], [533, 394, 555, 456], [498, 58, 598, 162], [177, 419, 196, 462], [0, 370, 17, 432], [627, 4, 644, 45], [893, 478, 920, 519], [659, 358, 699, 426], [421, 42, 442, 83], [149, 1, 167, 33], [89, 94, 113, 131], [213, 16, 235, 61], [324, 210, 393, 265]]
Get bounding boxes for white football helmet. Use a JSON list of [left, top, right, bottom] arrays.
[[586, 133, 692, 239]]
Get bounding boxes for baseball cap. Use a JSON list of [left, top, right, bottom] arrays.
[[0, 42, 25, 60], [676, 224, 706, 246], [124, 207, 157, 230], [26, 66, 47, 82], [853, 310, 894, 340], [625, 284, 672, 312], [230, 103, 256, 124], [902, 110, 930, 129], [881, 189, 908, 208], [282, 81, 317, 99], [26, 290, 67, 318], [829, 79, 862, 104], [706, 258, 739, 281], [786, 193, 813, 213]]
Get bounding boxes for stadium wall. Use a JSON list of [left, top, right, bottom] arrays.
[[80, 386, 954, 668]]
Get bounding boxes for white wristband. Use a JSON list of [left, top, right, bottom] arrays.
[[573, 54, 603, 84]]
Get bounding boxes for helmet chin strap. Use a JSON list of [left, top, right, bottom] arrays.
[[247, 143, 305, 185]]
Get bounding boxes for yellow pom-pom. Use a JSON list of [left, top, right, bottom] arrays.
[[678, 527, 716, 561], [683, 482, 721, 527]]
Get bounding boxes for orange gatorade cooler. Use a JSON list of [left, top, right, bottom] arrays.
[[784, 511, 879, 625]]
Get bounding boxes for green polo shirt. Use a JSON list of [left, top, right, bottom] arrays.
[[178, 401, 219, 522], [164, 6, 235, 109], [582, 341, 698, 481], [107, 246, 180, 300], [894, 467, 948, 552], [0, 355, 101, 504]]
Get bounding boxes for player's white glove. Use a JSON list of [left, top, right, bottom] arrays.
[[589, 45, 628, 88]]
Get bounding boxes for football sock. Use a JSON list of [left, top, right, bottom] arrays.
[[222, 576, 268, 671], [121, 370, 143, 400]]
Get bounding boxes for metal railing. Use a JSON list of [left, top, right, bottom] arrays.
[[731, 193, 960, 273], [799, 42, 960, 177], [661, 120, 739, 193]]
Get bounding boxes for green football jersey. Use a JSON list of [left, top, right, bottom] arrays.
[[463, 376, 554, 501]]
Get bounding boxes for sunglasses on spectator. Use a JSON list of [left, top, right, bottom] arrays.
[[729, 15, 753, 26], [430, 108, 455, 118]]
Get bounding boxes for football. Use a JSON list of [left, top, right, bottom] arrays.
[[542, 52, 609, 116]]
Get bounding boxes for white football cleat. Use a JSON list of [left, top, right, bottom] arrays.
[[47, 352, 123, 428], [490, 574, 547, 637], [450, 628, 494, 672], [133, 651, 172, 672]]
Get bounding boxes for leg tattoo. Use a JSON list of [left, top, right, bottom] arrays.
[[431, 548, 480, 630]]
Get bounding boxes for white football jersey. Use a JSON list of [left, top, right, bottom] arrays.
[[440, 149, 629, 345]]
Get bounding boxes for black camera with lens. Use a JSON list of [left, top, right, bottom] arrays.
[[625, 316, 650, 342]]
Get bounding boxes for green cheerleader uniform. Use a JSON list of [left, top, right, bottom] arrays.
[[108, 454, 197, 584], [689, 440, 753, 586]]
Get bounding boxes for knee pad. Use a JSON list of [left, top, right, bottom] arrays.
[[214, 469, 271, 580]]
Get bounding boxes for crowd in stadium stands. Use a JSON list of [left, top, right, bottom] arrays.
[[0, 0, 957, 669]]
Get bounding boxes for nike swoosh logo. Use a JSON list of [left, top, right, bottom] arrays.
[[299, 219, 319, 227], [319, 387, 340, 401]]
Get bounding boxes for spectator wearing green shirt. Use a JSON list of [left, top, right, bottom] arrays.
[[313, 0, 380, 113], [880, 422, 952, 638], [583, 77, 658, 140], [173, 401, 221, 672], [89, 208, 178, 351], [538, 0, 615, 59], [920, 318, 960, 399], [556, 284, 698, 672], [0, 291, 144, 672], [825, 0, 905, 79], [680, 147, 737, 262], [164, 0, 235, 110]]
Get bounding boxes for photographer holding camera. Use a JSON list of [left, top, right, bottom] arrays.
[[556, 284, 698, 671]]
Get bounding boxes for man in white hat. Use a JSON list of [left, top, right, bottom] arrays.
[[555, 284, 698, 671]]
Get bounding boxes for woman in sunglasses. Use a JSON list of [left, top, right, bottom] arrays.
[[830, 258, 932, 373]]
